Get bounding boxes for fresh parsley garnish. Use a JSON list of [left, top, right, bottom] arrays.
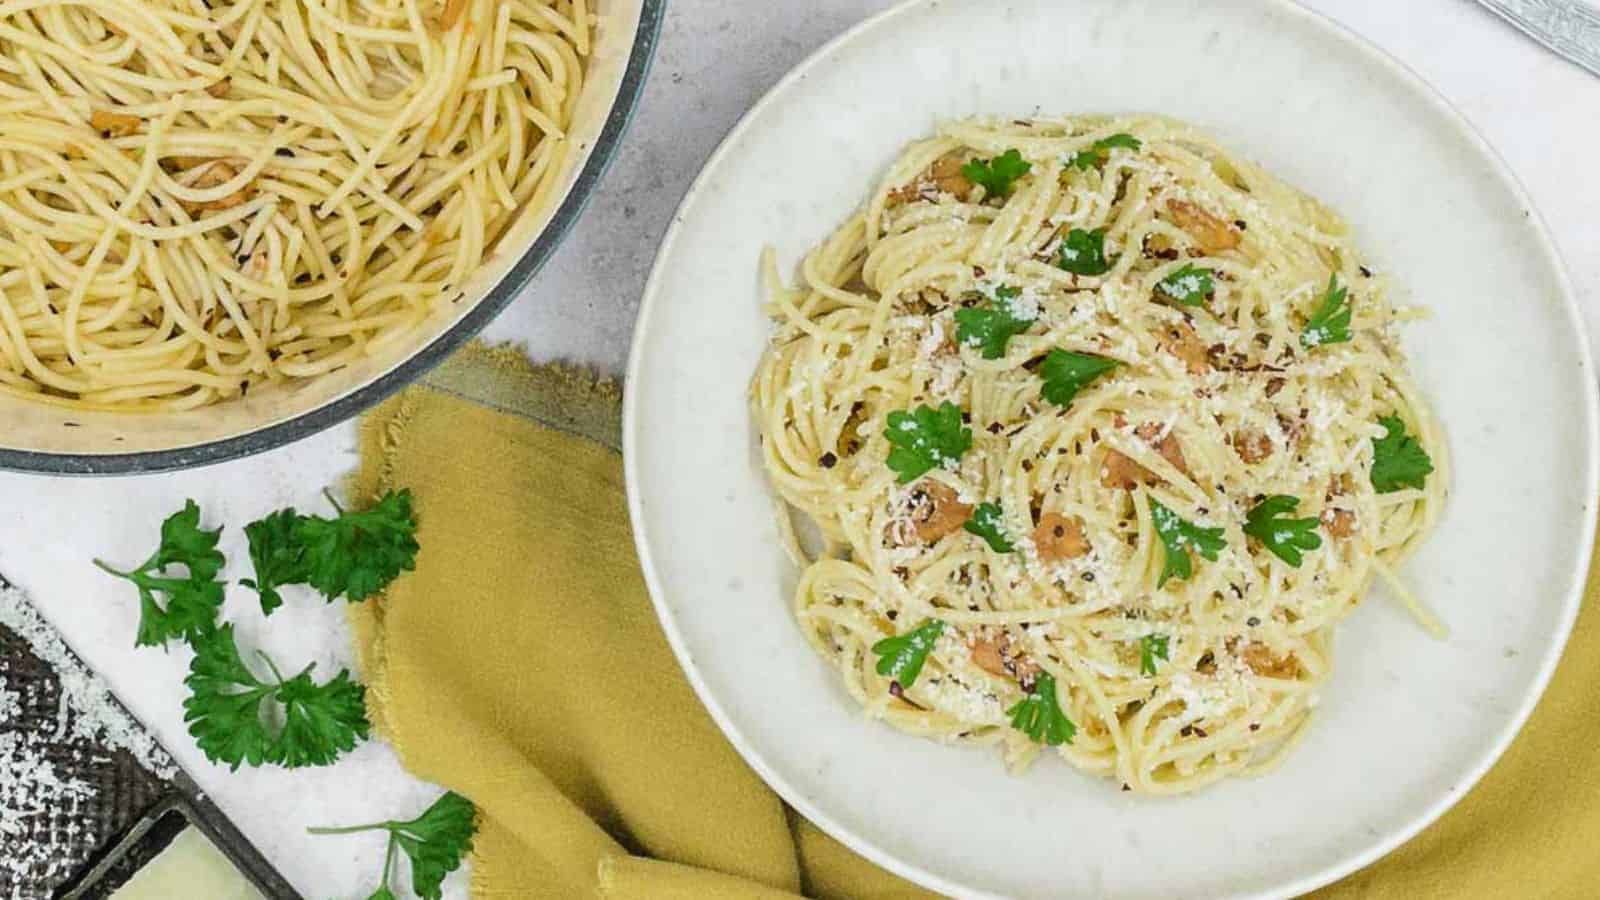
[[1149, 499, 1226, 587], [1069, 133, 1141, 170], [182, 624, 370, 770], [241, 509, 302, 615], [1138, 634, 1169, 676], [296, 489, 419, 603], [1371, 415, 1433, 493], [1243, 495, 1323, 567], [1055, 227, 1111, 276], [955, 285, 1035, 359], [963, 503, 1014, 552], [1006, 671, 1075, 746], [961, 149, 1031, 198], [1156, 264, 1214, 306], [242, 490, 420, 612], [94, 500, 225, 648], [883, 402, 973, 484], [871, 619, 946, 688], [1039, 350, 1120, 407], [1300, 274, 1352, 349], [310, 792, 478, 900]]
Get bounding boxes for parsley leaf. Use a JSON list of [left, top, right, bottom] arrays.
[[1243, 495, 1323, 567], [274, 668, 369, 768], [389, 793, 477, 900], [182, 624, 370, 770], [298, 490, 419, 603], [871, 619, 945, 688], [1149, 499, 1226, 587], [311, 792, 478, 900], [182, 626, 277, 769], [1156, 264, 1214, 306], [1097, 133, 1142, 150], [242, 490, 419, 610], [1006, 671, 1076, 746], [1139, 634, 1169, 676], [1055, 227, 1111, 276], [1300, 274, 1352, 349], [1039, 350, 1120, 407], [963, 503, 1014, 552], [94, 500, 225, 648], [954, 286, 1034, 359], [883, 403, 972, 484], [241, 509, 305, 615], [961, 148, 1031, 198], [1371, 415, 1434, 493], [1069, 133, 1142, 170]]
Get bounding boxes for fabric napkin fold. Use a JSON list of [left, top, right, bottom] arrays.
[[347, 343, 1595, 899], [347, 344, 928, 899]]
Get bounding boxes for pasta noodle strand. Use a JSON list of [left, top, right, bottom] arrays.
[[0, 0, 591, 410]]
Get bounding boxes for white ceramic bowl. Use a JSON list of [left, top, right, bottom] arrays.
[[0, 0, 663, 475], [624, 0, 1598, 897]]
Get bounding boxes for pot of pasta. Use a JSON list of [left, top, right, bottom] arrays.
[[0, 0, 659, 473]]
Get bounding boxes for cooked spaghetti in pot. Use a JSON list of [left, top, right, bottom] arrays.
[[0, 0, 589, 410], [752, 115, 1446, 794]]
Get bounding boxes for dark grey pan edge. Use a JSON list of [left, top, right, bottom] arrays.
[[0, 0, 666, 477]]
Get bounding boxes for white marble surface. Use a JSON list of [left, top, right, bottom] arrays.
[[1, 2, 1596, 898]]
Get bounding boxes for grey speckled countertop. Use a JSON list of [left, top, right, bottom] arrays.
[[2, 2, 1597, 897]]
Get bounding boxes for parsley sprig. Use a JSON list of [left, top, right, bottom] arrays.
[[1156, 264, 1214, 306], [1039, 350, 1120, 407], [1055, 227, 1111, 276], [310, 792, 478, 900], [1006, 671, 1075, 746], [963, 503, 1014, 553], [94, 500, 226, 648], [1138, 634, 1169, 676], [1149, 499, 1226, 587], [98, 490, 419, 773], [961, 149, 1031, 198], [1371, 415, 1434, 493], [1300, 274, 1352, 349], [1243, 495, 1323, 567], [883, 402, 973, 483], [183, 624, 370, 770], [871, 619, 946, 689], [243, 490, 420, 613], [955, 285, 1035, 359], [1069, 133, 1141, 170]]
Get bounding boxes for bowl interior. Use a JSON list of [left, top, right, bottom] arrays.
[[0, 0, 649, 470], [625, 0, 1597, 897]]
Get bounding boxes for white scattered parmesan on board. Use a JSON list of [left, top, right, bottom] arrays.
[[0, 585, 175, 779]]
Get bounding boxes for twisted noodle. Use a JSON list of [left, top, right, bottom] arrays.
[[752, 115, 1448, 795], [0, 0, 589, 410]]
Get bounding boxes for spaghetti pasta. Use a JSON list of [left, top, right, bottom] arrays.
[[0, 0, 589, 410], [752, 115, 1447, 794]]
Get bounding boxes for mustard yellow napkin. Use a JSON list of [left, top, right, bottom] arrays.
[[349, 344, 1595, 899], [347, 345, 930, 899]]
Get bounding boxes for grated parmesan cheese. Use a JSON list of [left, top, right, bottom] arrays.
[[2, 585, 177, 896], [0, 587, 174, 779]]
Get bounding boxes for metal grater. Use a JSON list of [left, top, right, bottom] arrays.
[[0, 575, 299, 899]]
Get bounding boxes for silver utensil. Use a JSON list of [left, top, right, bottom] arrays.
[[1477, 0, 1600, 79]]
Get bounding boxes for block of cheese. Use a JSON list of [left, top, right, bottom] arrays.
[[111, 826, 263, 900]]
